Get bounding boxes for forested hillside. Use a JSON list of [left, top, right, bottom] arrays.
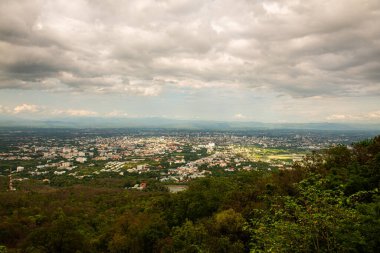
[[1, 136, 379, 253]]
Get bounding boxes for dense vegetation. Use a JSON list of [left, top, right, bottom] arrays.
[[0, 136, 379, 252]]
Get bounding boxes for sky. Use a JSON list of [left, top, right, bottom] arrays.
[[0, 0, 380, 123]]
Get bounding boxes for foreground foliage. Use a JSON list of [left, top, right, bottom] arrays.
[[0, 136, 379, 252]]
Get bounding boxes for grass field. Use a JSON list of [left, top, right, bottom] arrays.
[[230, 146, 305, 163]]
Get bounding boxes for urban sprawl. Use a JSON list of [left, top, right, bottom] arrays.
[[0, 129, 374, 191]]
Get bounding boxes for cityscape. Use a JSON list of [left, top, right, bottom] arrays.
[[1, 0, 380, 252], [1, 128, 376, 191]]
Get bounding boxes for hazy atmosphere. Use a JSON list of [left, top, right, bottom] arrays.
[[2, 2, 380, 252], [1, 0, 380, 123]]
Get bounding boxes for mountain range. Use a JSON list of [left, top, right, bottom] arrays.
[[1, 116, 380, 131]]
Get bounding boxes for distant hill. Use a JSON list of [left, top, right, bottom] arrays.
[[0, 116, 379, 131]]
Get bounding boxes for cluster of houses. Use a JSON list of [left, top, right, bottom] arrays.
[[4, 134, 310, 186]]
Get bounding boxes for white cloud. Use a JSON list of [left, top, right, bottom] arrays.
[[0, 105, 11, 114], [13, 104, 41, 114], [65, 110, 97, 117], [106, 110, 129, 117], [327, 114, 345, 120], [326, 111, 380, 121], [0, 104, 102, 117], [326, 114, 358, 120], [0, 104, 131, 118], [52, 109, 98, 117], [123, 85, 162, 96], [366, 111, 380, 119], [234, 113, 247, 120]]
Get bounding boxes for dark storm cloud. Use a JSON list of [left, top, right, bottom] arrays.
[[0, 0, 379, 97]]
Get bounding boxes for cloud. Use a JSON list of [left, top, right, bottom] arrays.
[[0, 104, 98, 117], [0, 104, 131, 118], [326, 111, 380, 121], [63, 109, 97, 117], [106, 110, 129, 117], [51, 109, 98, 117], [0, 0, 379, 98], [234, 113, 247, 120], [13, 104, 41, 114], [367, 111, 380, 119], [0, 104, 40, 115], [326, 114, 360, 121], [0, 105, 11, 114]]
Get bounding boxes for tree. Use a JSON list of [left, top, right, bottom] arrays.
[[170, 220, 208, 253], [246, 175, 365, 252], [23, 212, 91, 253]]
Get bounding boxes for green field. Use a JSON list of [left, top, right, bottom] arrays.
[[231, 146, 305, 163]]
